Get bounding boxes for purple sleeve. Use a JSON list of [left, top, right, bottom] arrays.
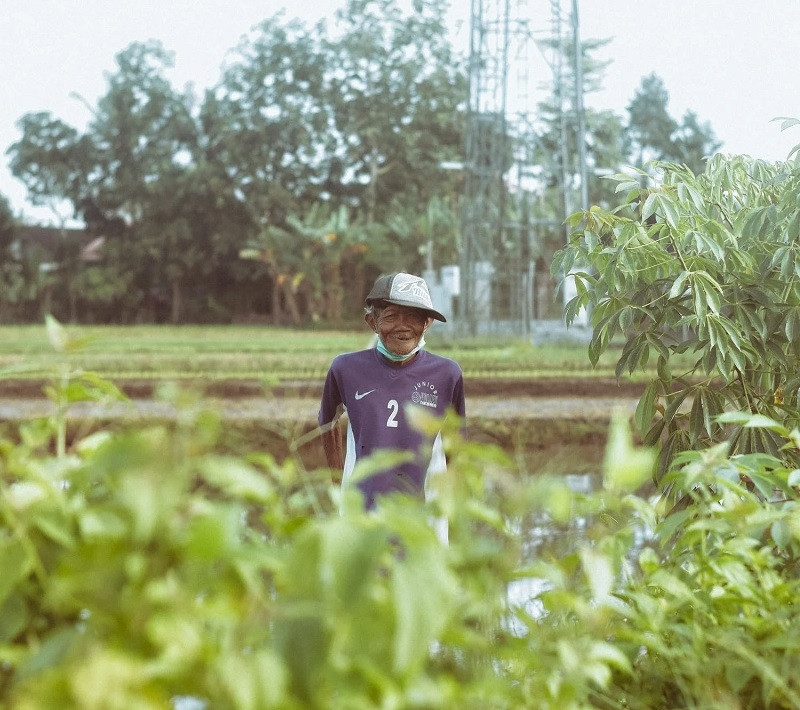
[[453, 372, 465, 418], [318, 361, 343, 426], [453, 371, 466, 437]]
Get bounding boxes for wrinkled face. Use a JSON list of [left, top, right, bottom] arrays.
[[366, 303, 433, 357]]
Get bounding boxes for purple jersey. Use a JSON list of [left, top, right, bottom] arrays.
[[319, 348, 465, 509]]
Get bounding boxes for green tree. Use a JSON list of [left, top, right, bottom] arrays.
[[0, 193, 15, 259], [626, 73, 721, 173], [208, 15, 329, 226], [385, 194, 459, 272], [284, 204, 371, 323], [555, 150, 800, 485], [0, 194, 24, 319], [6, 113, 98, 320], [6, 112, 95, 222], [672, 108, 723, 175], [219, 1, 465, 318], [209, 15, 333, 323], [4, 2, 468, 324], [625, 73, 677, 166], [326, 0, 466, 225], [88, 41, 213, 322]]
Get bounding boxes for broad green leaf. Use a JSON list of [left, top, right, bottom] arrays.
[[634, 381, 659, 438], [749, 469, 777, 499], [603, 413, 656, 492], [656, 509, 693, 547], [656, 354, 671, 382], [742, 414, 787, 432], [16, 627, 80, 679], [615, 179, 641, 193], [685, 183, 706, 212], [580, 548, 614, 606], [669, 270, 690, 300], [545, 480, 573, 523], [638, 547, 660, 575], [703, 282, 721, 314], [688, 393, 706, 444], [775, 116, 800, 131], [643, 417, 666, 447], [0, 541, 31, 608], [589, 641, 632, 675], [771, 520, 791, 549], [393, 542, 456, 674], [79, 509, 128, 541], [693, 281, 707, 320], [660, 196, 681, 230], [0, 593, 27, 644], [717, 316, 742, 351], [649, 569, 694, 601], [641, 192, 658, 221], [663, 388, 690, 424], [217, 651, 287, 710], [199, 456, 276, 503]]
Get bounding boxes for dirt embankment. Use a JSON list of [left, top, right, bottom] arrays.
[[0, 376, 647, 401], [0, 376, 643, 473]]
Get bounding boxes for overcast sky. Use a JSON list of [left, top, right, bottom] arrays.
[[2, 0, 799, 224]]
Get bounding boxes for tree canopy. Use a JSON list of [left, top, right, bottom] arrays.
[[4, 2, 724, 325]]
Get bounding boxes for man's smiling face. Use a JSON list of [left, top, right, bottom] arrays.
[[366, 303, 433, 357]]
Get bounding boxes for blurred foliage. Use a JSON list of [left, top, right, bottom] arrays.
[[4, 322, 800, 707]]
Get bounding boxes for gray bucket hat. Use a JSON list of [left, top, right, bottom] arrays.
[[365, 272, 446, 322]]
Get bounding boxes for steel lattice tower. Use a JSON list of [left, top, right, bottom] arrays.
[[457, 0, 537, 336], [456, 0, 585, 337]]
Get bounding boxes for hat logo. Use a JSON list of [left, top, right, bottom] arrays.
[[392, 275, 432, 307]]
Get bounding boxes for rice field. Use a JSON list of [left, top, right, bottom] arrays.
[[0, 323, 643, 383]]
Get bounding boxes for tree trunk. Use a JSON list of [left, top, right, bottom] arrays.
[[68, 282, 78, 323], [323, 260, 343, 322], [353, 261, 366, 313], [42, 285, 52, 319], [281, 278, 303, 326], [366, 143, 379, 226], [170, 279, 182, 323], [270, 276, 283, 324]]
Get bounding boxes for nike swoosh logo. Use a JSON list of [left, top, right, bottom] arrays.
[[354, 389, 376, 400]]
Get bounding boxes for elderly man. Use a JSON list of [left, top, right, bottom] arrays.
[[319, 271, 465, 510]]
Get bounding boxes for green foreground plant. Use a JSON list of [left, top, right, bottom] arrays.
[[4, 340, 800, 708], [555, 148, 800, 481]]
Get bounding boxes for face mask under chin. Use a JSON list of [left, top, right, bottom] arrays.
[[376, 335, 426, 362]]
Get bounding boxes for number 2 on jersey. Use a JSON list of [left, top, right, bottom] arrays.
[[386, 399, 399, 427]]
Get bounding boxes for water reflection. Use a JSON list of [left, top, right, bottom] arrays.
[[506, 473, 652, 634], [505, 474, 593, 632]]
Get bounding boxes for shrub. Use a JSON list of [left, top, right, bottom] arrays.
[[554, 153, 800, 482], [4, 318, 800, 707]]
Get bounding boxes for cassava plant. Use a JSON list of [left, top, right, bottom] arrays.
[[554, 138, 800, 483]]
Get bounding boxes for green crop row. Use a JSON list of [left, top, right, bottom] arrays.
[[0, 323, 662, 383]]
